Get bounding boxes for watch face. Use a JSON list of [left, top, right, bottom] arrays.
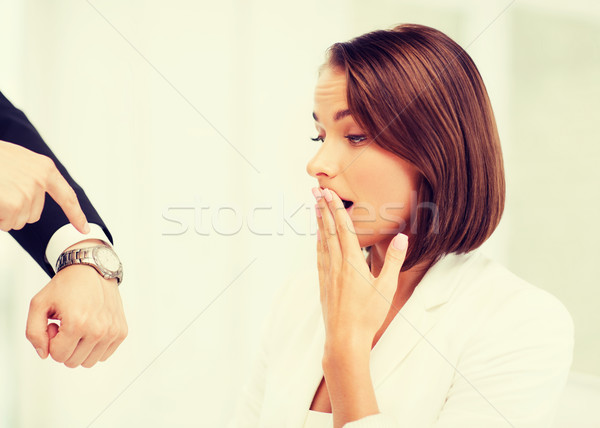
[[94, 247, 121, 272]]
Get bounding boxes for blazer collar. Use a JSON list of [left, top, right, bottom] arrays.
[[369, 251, 477, 388], [283, 251, 477, 426]]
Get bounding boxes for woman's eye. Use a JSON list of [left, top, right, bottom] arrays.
[[311, 136, 325, 143], [345, 135, 368, 145]]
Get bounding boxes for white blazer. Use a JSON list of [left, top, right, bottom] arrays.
[[229, 250, 574, 428]]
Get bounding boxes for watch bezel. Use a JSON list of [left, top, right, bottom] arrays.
[[91, 245, 123, 284]]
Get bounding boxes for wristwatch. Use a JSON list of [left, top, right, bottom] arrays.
[[56, 244, 123, 285]]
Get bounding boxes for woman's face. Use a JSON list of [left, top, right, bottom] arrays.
[[306, 66, 420, 249]]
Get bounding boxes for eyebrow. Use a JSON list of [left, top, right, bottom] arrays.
[[312, 109, 352, 122]]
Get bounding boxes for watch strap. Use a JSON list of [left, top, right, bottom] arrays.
[[56, 247, 96, 269], [56, 245, 123, 285]]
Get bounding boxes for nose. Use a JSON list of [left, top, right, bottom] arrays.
[[306, 141, 340, 179]]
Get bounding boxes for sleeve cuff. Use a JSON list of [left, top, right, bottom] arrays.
[[45, 223, 113, 274]]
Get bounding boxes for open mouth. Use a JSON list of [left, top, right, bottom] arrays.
[[342, 199, 354, 210]]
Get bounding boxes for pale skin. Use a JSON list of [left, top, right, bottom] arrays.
[[306, 67, 432, 427], [0, 139, 127, 367], [0, 139, 89, 233]]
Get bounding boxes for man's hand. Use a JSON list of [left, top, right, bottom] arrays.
[[25, 241, 127, 368], [0, 139, 89, 233]]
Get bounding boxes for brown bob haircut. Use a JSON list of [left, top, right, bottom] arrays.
[[325, 24, 505, 270]]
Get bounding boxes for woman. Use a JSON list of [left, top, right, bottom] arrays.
[[230, 24, 573, 428]]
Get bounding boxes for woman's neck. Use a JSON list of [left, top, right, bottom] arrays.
[[368, 238, 433, 309], [366, 239, 434, 349]]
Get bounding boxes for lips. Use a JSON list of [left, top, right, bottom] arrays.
[[318, 186, 354, 210]]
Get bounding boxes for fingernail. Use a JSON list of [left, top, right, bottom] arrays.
[[36, 348, 45, 358], [312, 187, 323, 200], [315, 204, 322, 218], [393, 233, 408, 251], [83, 222, 90, 234], [322, 188, 333, 202]]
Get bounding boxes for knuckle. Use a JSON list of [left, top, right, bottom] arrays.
[[329, 265, 340, 277], [12, 221, 25, 230], [5, 198, 20, 213], [39, 155, 56, 174], [119, 327, 128, 342], [29, 295, 43, 311], [30, 211, 42, 223], [66, 318, 84, 334], [107, 324, 120, 339], [89, 324, 107, 341], [119, 322, 129, 341], [386, 252, 404, 263], [25, 327, 40, 343], [65, 190, 79, 207], [342, 263, 353, 276], [21, 191, 33, 206]]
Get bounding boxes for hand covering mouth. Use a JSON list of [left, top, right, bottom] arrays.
[[318, 187, 354, 209]]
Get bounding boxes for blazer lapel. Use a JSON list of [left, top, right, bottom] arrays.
[[369, 252, 471, 388], [288, 312, 328, 427], [270, 252, 475, 426], [272, 284, 328, 428]]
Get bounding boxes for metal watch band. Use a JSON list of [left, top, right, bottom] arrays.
[[56, 247, 96, 269], [56, 245, 123, 285]]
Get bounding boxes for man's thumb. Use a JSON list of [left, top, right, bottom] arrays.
[[379, 233, 409, 280], [25, 301, 50, 359]]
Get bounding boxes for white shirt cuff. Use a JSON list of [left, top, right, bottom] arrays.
[[45, 223, 113, 274]]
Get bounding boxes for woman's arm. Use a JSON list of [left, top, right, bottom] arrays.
[[314, 187, 409, 427], [312, 187, 573, 428], [323, 341, 380, 427]]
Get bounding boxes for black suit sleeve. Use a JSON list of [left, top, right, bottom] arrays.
[[0, 91, 113, 277]]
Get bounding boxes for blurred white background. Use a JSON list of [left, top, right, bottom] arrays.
[[0, 0, 598, 427]]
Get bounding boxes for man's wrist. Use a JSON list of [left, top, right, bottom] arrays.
[[56, 241, 123, 285], [46, 223, 112, 274], [64, 239, 108, 252], [59, 239, 120, 285]]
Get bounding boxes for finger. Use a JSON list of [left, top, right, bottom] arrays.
[[46, 167, 89, 234], [318, 192, 342, 268], [316, 203, 328, 255], [25, 297, 50, 359], [4, 193, 28, 230], [323, 188, 363, 261], [313, 188, 329, 264], [27, 191, 45, 224], [0, 218, 11, 231], [378, 233, 409, 283], [13, 203, 31, 230], [315, 206, 327, 304], [48, 322, 82, 364], [98, 333, 126, 362], [98, 315, 127, 363], [64, 336, 100, 368], [82, 339, 112, 368], [47, 322, 59, 340]]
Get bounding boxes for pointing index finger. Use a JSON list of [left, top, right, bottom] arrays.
[[46, 167, 90, 234]]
